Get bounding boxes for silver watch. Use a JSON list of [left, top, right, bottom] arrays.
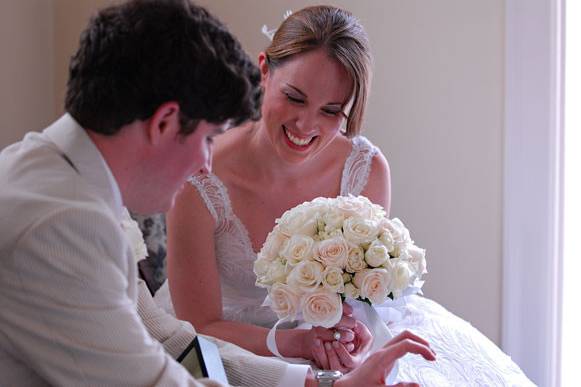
[[314, 370, 343, 387]]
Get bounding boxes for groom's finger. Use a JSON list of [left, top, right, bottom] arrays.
[[383, 330, 431, 350], [382, 340, 436, 363]]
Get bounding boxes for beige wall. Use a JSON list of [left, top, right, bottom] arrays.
[[0, 0, 55, 148], [1, 0, 504, 344]]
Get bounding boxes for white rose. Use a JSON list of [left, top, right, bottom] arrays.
[[255, 257, 288, 287], [345, 246, 367, 273], [281, 235, 315, 266], [369, 202, 387, 220], [342, 272, 352, 283], [322, 266, 345, 293], [391, 218, 412, 243], [120, 208, 148, 265], [307, 197, 331, 214], [405, 244, 427, 276], [287, 260, 323, 293], [353, 268, 391, 305], [269, 283, 301, 319], [344, 282, 360, 299], [276, 206, 318, 237], [269, 258, 288, 283], [335, 195, 380, 220], [315, 237, 349, 268], [321, 210, 345, 234], [378, 230, 396, 254], [365, 240, 389, 268], [343, 217, 379, 245], [258, 229, 288, 261], [390, 261, 413, 298], [254, 258, 270, 287], [380, 218, 411, 245], [301, 289, 343, 328]]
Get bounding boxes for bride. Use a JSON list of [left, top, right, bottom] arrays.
[[156, 5, 534, 385]]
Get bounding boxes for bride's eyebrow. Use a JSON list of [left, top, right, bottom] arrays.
[[285, 84, 307, 98], [285, 83, 345, 106]]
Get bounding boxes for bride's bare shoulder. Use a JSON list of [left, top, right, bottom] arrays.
[[323, 133, 354, 165]]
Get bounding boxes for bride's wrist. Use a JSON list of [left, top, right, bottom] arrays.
[[298, 329, 314, 360], [277, 329, 313, 359]]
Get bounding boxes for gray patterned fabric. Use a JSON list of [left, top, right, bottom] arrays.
[[132, 212, 167, 294]]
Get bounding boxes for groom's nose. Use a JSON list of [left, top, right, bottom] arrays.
[[198, 144, 213, 175]]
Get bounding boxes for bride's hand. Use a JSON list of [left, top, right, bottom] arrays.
[[312, 319, 372, 373], [306, 303, 373, 372]]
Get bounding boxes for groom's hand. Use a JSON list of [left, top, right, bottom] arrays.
[[334, 330, 436, 387]]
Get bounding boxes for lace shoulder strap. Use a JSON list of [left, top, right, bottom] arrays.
[[340, 135, 379, 196], [188, 173, 233, 233]]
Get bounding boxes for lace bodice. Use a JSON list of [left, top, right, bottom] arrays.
[[188, 135, 378, 326]]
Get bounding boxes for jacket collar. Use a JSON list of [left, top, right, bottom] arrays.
[[44, 114, 124, 222]]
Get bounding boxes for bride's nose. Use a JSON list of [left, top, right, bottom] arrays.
[[295, 109, 320, 134]]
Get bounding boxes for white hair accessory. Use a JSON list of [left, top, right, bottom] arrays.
[[261, 10, 292, 42]]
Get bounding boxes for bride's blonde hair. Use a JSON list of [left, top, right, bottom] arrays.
[[265, 6, 372, 138]]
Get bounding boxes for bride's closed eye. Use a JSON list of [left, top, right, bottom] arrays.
[[284, 92, 305, 105], [283, 91, 343, 118]]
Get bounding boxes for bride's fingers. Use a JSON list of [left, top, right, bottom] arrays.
[[389, 383, 420, 387], [383, 330, 431, 350], [353, 321, 372, 353], [336, 314, 356, 330], [331, 341, 356, 369], [342, 302, 353, 316], [337, 328, 355, 343], [312, 338, 330, 370], [314, 327, 354, 343], [325, 342, 346, 373], [344, 342, 355, 353]]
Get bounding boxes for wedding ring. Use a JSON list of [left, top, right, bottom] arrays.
[[333, 330, 341, 341]]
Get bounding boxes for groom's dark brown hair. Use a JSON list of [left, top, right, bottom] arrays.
[[65, 0, 261, 136]]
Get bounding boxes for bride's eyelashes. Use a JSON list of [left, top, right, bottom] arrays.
[[283, 91, 344, 118], [284, 92, 305, 105]]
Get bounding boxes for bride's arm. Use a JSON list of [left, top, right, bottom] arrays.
[[166, 183, 335, 359], [361, 150, 391, 215]]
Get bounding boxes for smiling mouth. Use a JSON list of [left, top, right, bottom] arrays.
[[283, 125, 315, 147]]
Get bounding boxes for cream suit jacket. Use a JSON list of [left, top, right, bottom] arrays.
[[0, 115, 249, 386]]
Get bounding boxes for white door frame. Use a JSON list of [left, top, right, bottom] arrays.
[[503, 0, 564, 386]]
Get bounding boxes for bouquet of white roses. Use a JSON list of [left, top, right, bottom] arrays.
[[254, 195, 426, 329]]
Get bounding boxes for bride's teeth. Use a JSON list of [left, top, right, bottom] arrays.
[[285, 129, 312, 146]]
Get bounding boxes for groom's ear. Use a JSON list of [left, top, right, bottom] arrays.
[[145, 102, 181, 145]]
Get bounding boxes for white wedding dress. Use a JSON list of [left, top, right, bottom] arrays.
[[155, 136, 534, 386]]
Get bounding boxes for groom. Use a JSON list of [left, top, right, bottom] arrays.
[[0, 0, 434, 385]]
